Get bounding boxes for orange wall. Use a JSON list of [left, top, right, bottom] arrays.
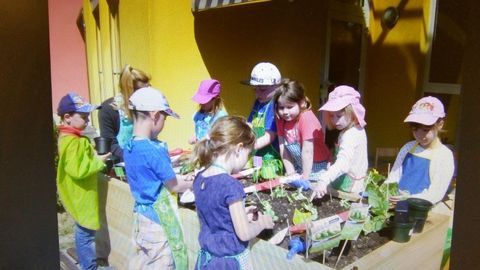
[[48, 0, 89, 111]]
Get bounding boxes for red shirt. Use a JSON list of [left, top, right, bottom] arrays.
[[276, 110, 331, 162]]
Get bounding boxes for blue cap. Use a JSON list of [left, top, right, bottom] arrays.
[[57, 92, 99, 116]]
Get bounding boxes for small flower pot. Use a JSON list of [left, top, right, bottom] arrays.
[[407, 198, 433, 233], [94, 137, 112, 155], [392, 221, 414, 243]]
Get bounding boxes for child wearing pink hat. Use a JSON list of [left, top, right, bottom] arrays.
[[385, 96, 454, 204], [311, 85, 368, 199], [189, 79, 228, 144]]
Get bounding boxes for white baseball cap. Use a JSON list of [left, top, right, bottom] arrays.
[[241, 62, 281, 86], [128, 87, 180, 118]]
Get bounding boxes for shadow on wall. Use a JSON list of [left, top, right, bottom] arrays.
[[193, 0, 328, 117]]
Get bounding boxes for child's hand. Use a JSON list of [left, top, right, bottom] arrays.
[[245, 206, 258, 222], [97, 152, 111, 162], [310, 181, 328, 201], [257, 212, 274, 229]]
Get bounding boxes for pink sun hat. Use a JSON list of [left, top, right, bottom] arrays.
[[192, 79, 221, 104], [319, 85, 367, 127], [404, 96, 445, 125]]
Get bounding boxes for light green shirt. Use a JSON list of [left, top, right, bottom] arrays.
[[56, 134, 105, 230]]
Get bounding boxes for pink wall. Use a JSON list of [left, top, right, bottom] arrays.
[[48, 0, 89, 112]]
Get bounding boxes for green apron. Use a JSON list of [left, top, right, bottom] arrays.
[[250, 101, 283, 179], [329, 145, 354, 192], [153, 188, 188, 270]]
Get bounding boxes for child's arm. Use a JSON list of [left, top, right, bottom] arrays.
[[63, 138, 106, 179], [164, 174, 194, 193], [254, 131, 276, 150], [279, 137, 296, 175], [301, 139, 314, 179], [229, 200, 274, 242]]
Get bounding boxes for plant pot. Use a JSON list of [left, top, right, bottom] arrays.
[[407, 198, 433, 233], [94, 137, 112, 155], [391, 221, 414, 243]]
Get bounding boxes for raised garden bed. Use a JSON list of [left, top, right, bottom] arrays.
[[98, 177, 449, 270]]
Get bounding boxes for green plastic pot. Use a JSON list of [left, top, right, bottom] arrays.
[[407, 198, 433, 233], [392, 221, 414, 243]]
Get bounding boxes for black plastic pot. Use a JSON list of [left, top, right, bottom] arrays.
[[94, 137, 112, 155], [392, 221, 414, 243], [407, 198, 433, 233]]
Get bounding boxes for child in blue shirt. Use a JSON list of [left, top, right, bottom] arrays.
[[192, 116, 274, 270], [124, 87, 193, 270], [189, 79, 227, 144]]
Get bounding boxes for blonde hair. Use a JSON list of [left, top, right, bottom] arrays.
[[200, 96, 225, 115], [119, 65, 151, 119], [323, 104, 358, 130], [192, 116, 256, 168], [272, 79, 312, 117]]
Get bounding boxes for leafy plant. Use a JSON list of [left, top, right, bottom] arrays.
[[340, 199, 351, 209], [301, 201, 318, 221], [362, 169, 398, 234], [260, 199, 278, 222], [271, 185, 288, 199]]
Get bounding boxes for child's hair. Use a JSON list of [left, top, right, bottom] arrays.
[[324, 104, 358, 130], [272, 79, 312, 115], [409, 118, 446, 134], [192, 116, 256, 168], [200, 97, 225, 115], [119, 65, 151, 119]]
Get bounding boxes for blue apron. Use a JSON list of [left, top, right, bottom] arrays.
[[398, 144, 431, 194], [283, 123, 327, 176], [117, 109, 133, 148]]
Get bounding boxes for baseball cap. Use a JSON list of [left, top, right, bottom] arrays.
[[404, 96, 445, 125], [241, 62, 281, 86], [57, 92, 99, 116], [128, 87, 180, 118], [192, 79, 221, 104], [319, 85, 367, 127]]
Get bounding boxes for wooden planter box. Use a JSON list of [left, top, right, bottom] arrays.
[[99, 177, 449, 270]]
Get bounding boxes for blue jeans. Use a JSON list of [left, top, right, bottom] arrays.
[[75, 223, 97, 270]]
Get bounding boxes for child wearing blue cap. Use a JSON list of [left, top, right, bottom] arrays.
[[56, 92, 112, 270]]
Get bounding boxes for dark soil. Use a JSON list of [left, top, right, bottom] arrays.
[[181, 178, 390, 269]]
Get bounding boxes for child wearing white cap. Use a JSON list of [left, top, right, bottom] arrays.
[[123, 87, 192, 270], [310, 85, 369, 199], [385, 96, 454, 204], [242, 62, 283, 177]]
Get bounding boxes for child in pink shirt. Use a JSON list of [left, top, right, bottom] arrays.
[[273, 80, 331, 182]]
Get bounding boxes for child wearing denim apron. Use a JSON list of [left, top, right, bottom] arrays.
[[385, 96, 454, 204], [273, 80, 331, 183]]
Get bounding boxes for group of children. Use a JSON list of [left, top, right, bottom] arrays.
[[56, 62, 454, 270]]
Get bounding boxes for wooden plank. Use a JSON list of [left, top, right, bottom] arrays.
[[100, 178, 449, 270]]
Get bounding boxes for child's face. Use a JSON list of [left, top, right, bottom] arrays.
[[254, 85, 277, 102], [151, 111, 167, 138], [331, 109, 351, 130], [65, 112, 90, 130], [276, 96, 301, 122], [410, 123, 439, 147], [231, 146, 251, 174], [200, 98, 215, 112]]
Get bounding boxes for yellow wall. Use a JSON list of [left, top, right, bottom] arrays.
[[365, 0, 428, 153], [82, 0, 459, 153]]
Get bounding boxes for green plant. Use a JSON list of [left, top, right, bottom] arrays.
[[271, 185, 288, 199], [362, 169, 398, 234], [253, 192, 278, 222], [301, 201, 318, 221]]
